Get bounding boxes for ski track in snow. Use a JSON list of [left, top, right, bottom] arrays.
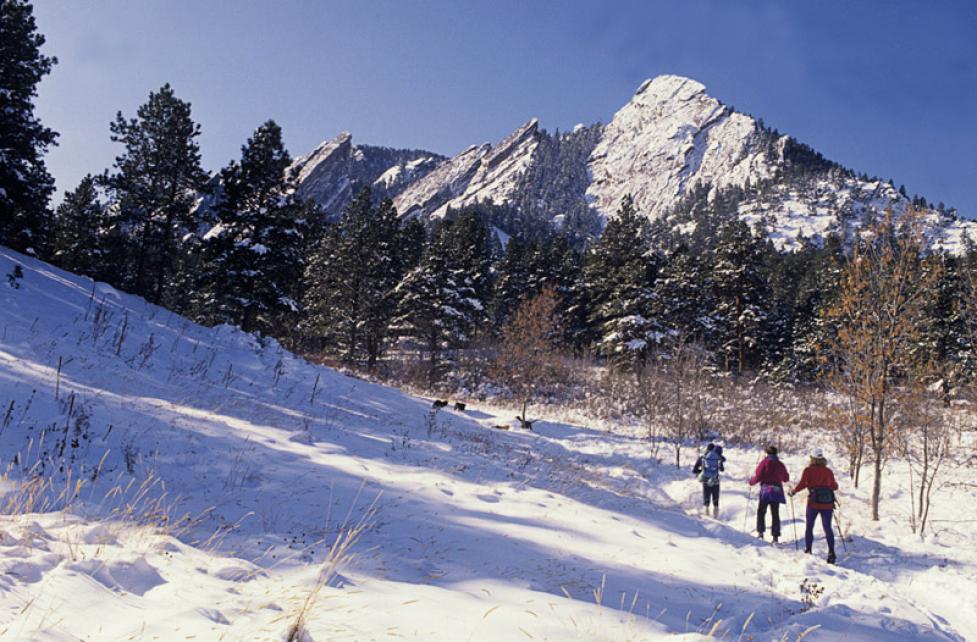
[[1, 246, 975, 641]]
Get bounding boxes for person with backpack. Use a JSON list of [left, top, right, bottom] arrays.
[[692, 443, 725, 518], [789, 448, 839, 564], [749, 445, 789, 543]]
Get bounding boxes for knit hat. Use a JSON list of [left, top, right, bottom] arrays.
[[812, 448, 824, 459], [766, 445, 778, 456]]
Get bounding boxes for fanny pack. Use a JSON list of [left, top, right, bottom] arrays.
[[760, 483, 786, 504], [812, 488, 835, 504]]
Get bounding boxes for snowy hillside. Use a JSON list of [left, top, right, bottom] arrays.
[[1, 247, 976, 641]]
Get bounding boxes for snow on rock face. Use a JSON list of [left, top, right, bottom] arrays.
[[587, 75, 977, 252], [394, 118, 542, 219], [289, 133, 445, 218], [288, 132, 357, 214], [392, 143, 490, 216], [372, 155, 442, 193], [587, 75, 779, 220], [289, 75, 974, 250]]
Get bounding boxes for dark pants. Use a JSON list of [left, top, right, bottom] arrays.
[[756, 500, 781, 537], [805, 507, 835, 552], [702, 483, 719, 506]]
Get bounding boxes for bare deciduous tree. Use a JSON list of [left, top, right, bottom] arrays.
[[898, 373, 954, 536], [821, 208, 941, 520], [492, 287, 566, 428], [654, 333, 714, 467]]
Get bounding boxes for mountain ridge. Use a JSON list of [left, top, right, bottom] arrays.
[[292, 75, 975, 251]]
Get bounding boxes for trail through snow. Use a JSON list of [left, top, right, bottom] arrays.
[[0, 247, 975, 641]]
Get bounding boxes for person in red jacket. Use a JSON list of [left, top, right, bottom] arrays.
[[749, 445, 789, 542], [789, 448, 839, 564]]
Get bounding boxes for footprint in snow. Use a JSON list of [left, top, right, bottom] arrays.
[[476, 494, 500, 503], [69, 557, 166, 596], [214, 563, 266, 582], [197, 607, 230, 625], [81, 524, 118, 546]]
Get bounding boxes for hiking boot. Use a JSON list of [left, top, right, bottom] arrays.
[[757, 532, 764, 540], [711, 505, 719, 518], [772, 536, 779, 544], [827, 551, 836, 564], [804, 547, 812, 554]]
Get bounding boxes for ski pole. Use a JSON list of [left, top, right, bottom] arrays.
[[834, 500, 848, 552], [789, 493, 799, 551], [743, 484, 753, 532]]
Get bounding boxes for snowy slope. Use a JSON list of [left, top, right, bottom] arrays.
[[1, 247, 975, 641]]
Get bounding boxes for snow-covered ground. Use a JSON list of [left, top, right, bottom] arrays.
[[1, 246, 975, 641]]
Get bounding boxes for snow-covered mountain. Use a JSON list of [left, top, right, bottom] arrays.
[[288, 132, 444, 218], [586, 75, 778, 220], [597, 76, 975, 252], [293, 75, 975, 250], [393, 118, 542, 219]]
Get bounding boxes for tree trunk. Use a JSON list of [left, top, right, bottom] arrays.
[[133, 219, 153, 297], [152, 209, 177, 305], [918, 426, 929, 519], [871, 447, 882, 521]]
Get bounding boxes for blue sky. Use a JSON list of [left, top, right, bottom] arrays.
[[33, 1, 977, 215]]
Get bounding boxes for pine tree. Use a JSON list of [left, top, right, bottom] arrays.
[[581, 196, 660, 368], [533, 234, 582, 345], [196, 120, 306, 335], [440, 210, 494, 318], [651, 243, 713, 344], [392, 214, 489, 384], [918, 253, 976, 402], [302, 188, 415, 365], [52, 175, 104, 277], [0, 0, 58, 257], [101, 83, 209, 304], [490, 237, 531, 327], [708, 220, 770, 374], [770, 235, 843, 382]]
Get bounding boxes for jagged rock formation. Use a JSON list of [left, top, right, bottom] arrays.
[[288, 132, 444, 218], [393, 118, 542, 219], [292, 75, 975, 251], [586, 75, 780, 220]]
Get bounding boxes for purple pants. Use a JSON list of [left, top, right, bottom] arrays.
[[805, 507, 835, 552]]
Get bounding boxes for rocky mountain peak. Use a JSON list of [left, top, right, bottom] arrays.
[[586, 76, 776, 221], [393, 118, 543, 219], [290, 132, 353, 187], [288, 75, 974, 252], [288, 132, 444, 219], [633, 74, 707, 102]]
